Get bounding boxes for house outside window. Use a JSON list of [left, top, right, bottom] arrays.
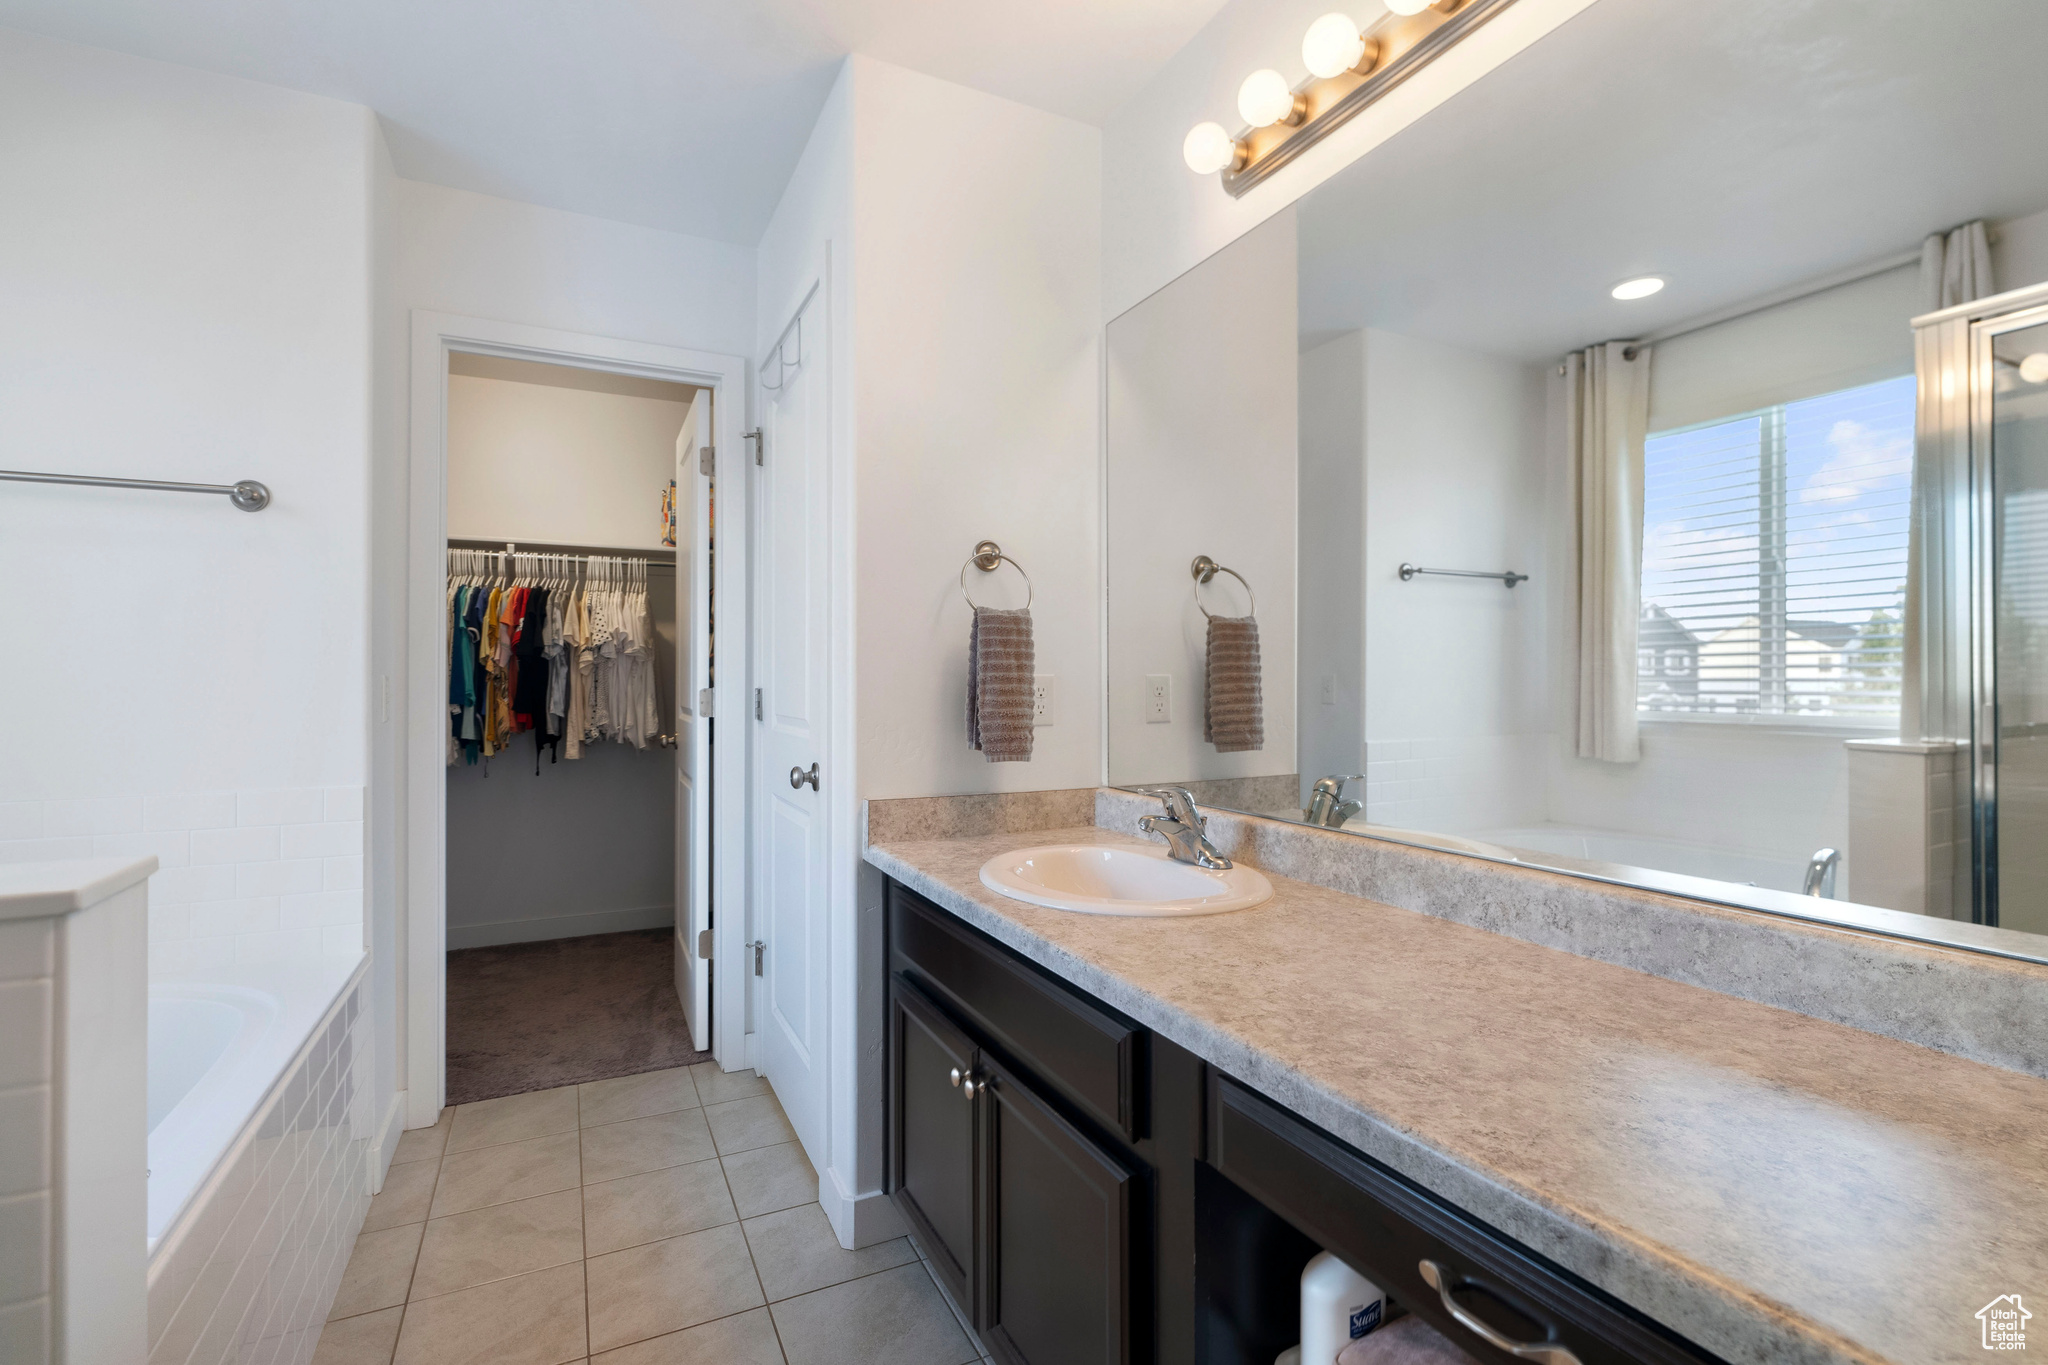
[[1638, 374, 1913, 723]]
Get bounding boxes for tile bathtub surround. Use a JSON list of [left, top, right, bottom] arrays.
[[0, 916, 57, 1364], [0, 788, 366, 974], [1094, 787, 2048, 1081], [315, 1064, 992, 1365], [866, 823, 2048, 1365], [149, 974, 374, 1365]]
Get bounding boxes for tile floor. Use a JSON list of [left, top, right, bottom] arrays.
[[314, 1063, 993, 1365]]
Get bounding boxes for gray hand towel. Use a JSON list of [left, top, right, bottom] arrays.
[[969, 606, 1034, 762], [1203, 614, 1264, 753]]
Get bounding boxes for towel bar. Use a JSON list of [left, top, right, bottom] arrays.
[[1399, 563, 1527, 588]]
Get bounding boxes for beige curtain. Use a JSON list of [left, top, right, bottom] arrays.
[[1902, 222, 1994, 739], [1569, 341, 1653, 763]]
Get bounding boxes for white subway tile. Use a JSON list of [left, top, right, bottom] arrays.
[[0, 921, 53, 984], [322, 788, 364, 823], [233, 929, 324, 966], [0, 1086, 50, 1198], [0, 838, 93, 865], [279, 892, 361, 931], [234, 860, 322, 899], [0, 805, 38, 841], [191, 826, 280, 867], [149, 904, 193, 943], [0, 1190, 50, 1300], [321, 856, 363, 893], [320, 925, 366, 958], [0, 982, 51, 1089], [279, 822, 361, 861], [150, 864, 238, 906], [41, 796, 144, 838], [95, 831, 192, 869], [149, 936, 238, 978], [0, 1297, 48, 1365], [237, 789, 325, 828], [145, 790, 241, 833], [190, 899, 282, 939]]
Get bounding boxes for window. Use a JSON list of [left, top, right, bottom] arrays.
[[1638, 374, 1913, 723]]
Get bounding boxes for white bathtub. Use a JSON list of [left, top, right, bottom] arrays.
[[1469, 825, 1814, 895], [146, 956, 361, 1253]]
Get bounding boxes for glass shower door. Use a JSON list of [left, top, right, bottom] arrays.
[[1989, 319, 2048, 934]]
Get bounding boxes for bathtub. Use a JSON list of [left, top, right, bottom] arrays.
[[1468, 825, 1814, 895], [146, 955, 362, 1253]]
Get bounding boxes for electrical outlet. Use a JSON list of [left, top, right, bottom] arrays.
[[1033, 675, 1056, 726], [1320, 673, 1337, 706], [1145, 674, 1172, 724]]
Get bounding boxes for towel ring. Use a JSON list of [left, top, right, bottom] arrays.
[[961, 539, 1033, 610], [1191, 554, 1255, 619]]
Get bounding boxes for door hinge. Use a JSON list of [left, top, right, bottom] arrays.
[[747, 939, 765, 976], [698, 445, 714, 477], [745, 428, 764, 465], [753, 687, 763, 721], [698, 686, 714, 716], [696, 928, 713, 960]]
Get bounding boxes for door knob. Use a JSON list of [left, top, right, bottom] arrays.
[[790, 762, 819, 790]]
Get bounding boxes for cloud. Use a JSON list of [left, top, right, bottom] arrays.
[[1800, 418, 1911, 504]]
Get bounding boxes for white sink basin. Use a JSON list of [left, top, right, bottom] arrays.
[[979, 844, 1272, 917]]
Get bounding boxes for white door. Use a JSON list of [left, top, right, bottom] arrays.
[[753, 292, 829, 1155], [673, 391, 713, 1049]]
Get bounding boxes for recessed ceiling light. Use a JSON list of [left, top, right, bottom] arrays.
[[1611, 276, 1665, 301], [2020, 353, 2048, 384]]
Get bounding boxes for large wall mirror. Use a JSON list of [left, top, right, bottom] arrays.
[[1106, 0, 2048, 960]]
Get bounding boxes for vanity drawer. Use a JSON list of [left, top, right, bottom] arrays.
[[889, 883, 1143, 1142], [1207, 1077, 1721, 1365]]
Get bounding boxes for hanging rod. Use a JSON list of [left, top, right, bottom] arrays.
[[448, 536, 675, 565], [1, 469, 270, 511], [1399, 563, 1527, 588]]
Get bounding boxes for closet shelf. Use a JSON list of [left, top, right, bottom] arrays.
[[447, 535, 677, 565]]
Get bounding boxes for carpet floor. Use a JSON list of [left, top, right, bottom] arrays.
[[444, 928, 710, 1106]]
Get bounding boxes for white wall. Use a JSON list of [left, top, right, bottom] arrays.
[[0, 29, 373, 803], [1107, 210, 1298, 788], [1993, 202, 2048, 299], [1100, 0, 1599, 319]]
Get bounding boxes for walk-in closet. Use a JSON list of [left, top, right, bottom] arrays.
[[440, 353, 708, 1104]]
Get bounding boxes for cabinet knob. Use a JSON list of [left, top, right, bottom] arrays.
[[949, 1067, 963, 1088], [961, 1075, 981, 1099]]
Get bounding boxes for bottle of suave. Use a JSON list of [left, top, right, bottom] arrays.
[[1299, 1250, 1386, 1365]]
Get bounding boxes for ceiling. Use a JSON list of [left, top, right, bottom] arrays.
[[1295, 0, 2048, 361], [0, 0, 1232, 245]]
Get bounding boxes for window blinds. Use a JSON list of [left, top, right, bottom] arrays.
[[1637, 373, 1914, 723]]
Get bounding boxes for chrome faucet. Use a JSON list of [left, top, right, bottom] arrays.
[[1304, 774, 1365, 828], [1136, 786, 1233, 869], [1802, 848, 1840, 898]]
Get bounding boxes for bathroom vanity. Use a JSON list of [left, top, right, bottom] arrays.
[[866, 790, 2048, 1365]]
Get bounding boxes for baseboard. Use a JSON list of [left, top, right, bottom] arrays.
[[445, 904, 675, 949], [820, 1166, 908, 1249], [373, 1089, 407, 1194]]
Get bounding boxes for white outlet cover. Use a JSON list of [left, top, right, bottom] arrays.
[[1145, 674, 1172, 723], [1033, 675, 1056, 727], [1320, 673, 1337, 706]]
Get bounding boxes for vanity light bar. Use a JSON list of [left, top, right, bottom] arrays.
[[1189, 0, 1520, 198]]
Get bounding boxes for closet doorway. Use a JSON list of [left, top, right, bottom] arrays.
[[406, 314, 748, 1128]]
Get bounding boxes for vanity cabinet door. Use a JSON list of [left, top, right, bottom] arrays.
[[890, 976, 982, 1316], [982, 1056, 1136, 1365]]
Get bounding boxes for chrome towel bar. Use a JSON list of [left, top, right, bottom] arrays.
[[1399, 562, 1527, 588], [1, 468, 271, 511]]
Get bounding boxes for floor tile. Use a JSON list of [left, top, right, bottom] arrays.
[[720, 1142, 817, 1218], [328, 1223, 423, 1320], [584, 1158, 736, 1255], [584, 1222, 765, 1354], [689, 1062, 770, 1106], [411, 1189, 584, 1299], [579, 1067, 699, 1127], [393, 1110, 453, 1164], [581, 1108, 715, 1184], [313, 1307, 404, 1365], [590, 1307, 786, 1365], [433, 1130, 581, 1217], [393, 1262, 586, 1365], [364, 1159, 439, 1232], [741, 1203, 917, 1302], [769, 1263, 974, 1365], [704, 1095, 797, 1156], [447, 1087, 579, 1152]]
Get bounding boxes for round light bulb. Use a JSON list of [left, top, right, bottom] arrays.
[[1302, 14, 1367, 78], [2021, 352, 2048, 384], [1385, 0, 1432, 15], [1238, 69, 1297, 128], [1611, 276, 1666, 301], [1183, 122, 1241, 175]]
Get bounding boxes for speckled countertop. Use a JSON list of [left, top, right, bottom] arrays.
[[866, 824, 2048, 1365]]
